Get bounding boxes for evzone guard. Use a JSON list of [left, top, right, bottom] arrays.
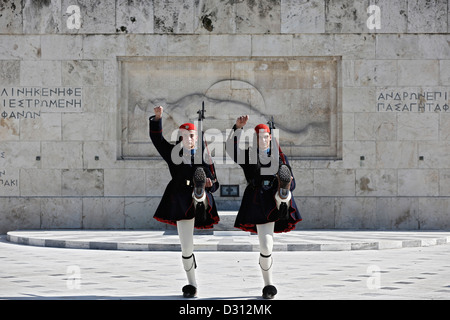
[[149, 106, 219, 298], [227, 115, 302, 299]]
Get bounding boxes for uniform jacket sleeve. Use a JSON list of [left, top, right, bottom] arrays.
[[225, 124, 256, 165], [149, 116, 173, 162]]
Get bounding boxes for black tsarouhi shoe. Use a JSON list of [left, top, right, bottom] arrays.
[[182, 284, 197, 298], [193, 167, 206, 196], [277, 164, 291, 192], [262, 285, 277, 299], [277, 165, 292, 220], [193, 167, 207, 223]]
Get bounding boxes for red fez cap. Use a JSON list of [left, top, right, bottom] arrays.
[[254, 123, 270, 134], [179, 123, 196, 131]]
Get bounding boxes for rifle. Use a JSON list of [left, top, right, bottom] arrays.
[[197, 101, 206, 122], [266, 116, 286, 165], [196, 101, 206, 147], [267, 116, 275, 133], [196, 101, 206, 146], [196, 102, 216, 178]]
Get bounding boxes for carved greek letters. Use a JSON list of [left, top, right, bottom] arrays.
[[0, 179, 18, 187], [0, 151, 18, 192], [0, 87, 83, 119], [377, 89, 449, 113]]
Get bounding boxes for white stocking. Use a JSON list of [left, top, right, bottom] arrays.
[[256, 222, 275, 286], [177, 218, 197, 288]]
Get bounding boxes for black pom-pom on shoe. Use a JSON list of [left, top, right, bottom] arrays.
[[182, 284, 197, 298], [262, 285, 277, 299]]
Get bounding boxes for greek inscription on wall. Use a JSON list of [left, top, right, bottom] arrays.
[[1, 87, 83, 120], [0, 151, 18, 193], [377, 88, 449, 112]]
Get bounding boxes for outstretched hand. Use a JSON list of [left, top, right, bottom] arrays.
[[154, 106, 163, 120], [236, 115, 249, 129]]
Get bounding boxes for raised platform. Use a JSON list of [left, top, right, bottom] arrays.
[[6, 229, 450, 252]]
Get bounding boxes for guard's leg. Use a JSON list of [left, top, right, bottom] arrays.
[[257, 222, 277, 299], [177, 218, 197, 298]]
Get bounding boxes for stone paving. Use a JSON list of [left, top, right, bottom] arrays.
[[1, 230, 450, 300], [6, 229, 450, 251]]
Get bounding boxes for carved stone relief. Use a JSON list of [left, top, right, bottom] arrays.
[[119, 57, 341, 159]]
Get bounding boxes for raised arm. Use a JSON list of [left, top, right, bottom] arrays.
[[235, 115, 249, 130], [225, 115, 250, 163], [149, 106, 173, 161]]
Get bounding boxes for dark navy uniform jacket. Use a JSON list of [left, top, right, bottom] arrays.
[[149, 116, 219, 229], [227, 125, 302, 233]]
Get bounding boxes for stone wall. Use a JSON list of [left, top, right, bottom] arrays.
[[0, 0, 449, 233]]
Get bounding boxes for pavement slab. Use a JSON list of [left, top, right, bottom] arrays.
[[0, 231, 449, 301], [0, 235, 449, 301], [5, 229, 450, 252]]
